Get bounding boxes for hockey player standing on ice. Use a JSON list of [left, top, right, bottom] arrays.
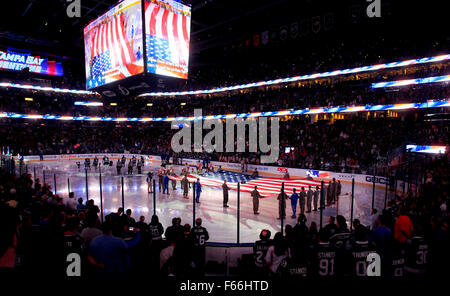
[[116, 160, 122, 174], [277, 190, 289, 219], [251, 186, 262, 215], [189, 218, 209, 276], [163, 174, 170, 195], [128, 160, 133, 175], [306, 185, 313, 213], [136, 159, 142, 174], [222, 180, 230, 208], [290, 188, 299, 218], [84, 158, 90, 170], [195, 178, 202, 203], [313, 186, 320, 211], [93, 156, 99, 169]]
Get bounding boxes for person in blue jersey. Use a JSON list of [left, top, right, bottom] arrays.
[[290, 188, 299, 218], [163, 174, 170, 195], [88, 222, 129, 273], [195, 178, 202, 203]]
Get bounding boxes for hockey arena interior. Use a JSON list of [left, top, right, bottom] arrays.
[[0, 0, 449, 281]]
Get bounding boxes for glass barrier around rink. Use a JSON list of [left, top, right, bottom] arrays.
[[12, 156, 402, 244]]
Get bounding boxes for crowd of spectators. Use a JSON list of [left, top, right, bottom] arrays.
[[1, 62, 449, 119], [1, 111, 447, 175], [0, 168, 210, 276], [254, 153, 449, 276], [183, 35, 449, 91]]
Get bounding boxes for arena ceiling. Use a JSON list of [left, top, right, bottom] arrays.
[[0, 0, 447, 65], [0, 0, 300, 57]]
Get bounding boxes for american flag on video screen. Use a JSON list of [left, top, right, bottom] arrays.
[[169, 171, 324, 197], [145, 2, 190, 66], [90, 13, 136, 72], [91, 51, 111, 77], [147, 35, 171, 62]]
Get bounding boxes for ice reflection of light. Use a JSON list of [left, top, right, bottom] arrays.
[[112, 197, 118, 202]]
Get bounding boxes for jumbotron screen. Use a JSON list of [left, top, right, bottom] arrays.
[[84, 0, 144, 89], [144, 0, 191, 79]]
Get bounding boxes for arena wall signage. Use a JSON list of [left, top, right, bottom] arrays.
[[0, 49, 63, 76], [365, 175, 389, 185]]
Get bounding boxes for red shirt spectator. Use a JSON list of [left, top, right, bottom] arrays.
[[394, 212, 413, 243]]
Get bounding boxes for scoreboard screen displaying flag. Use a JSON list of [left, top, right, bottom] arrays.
[[406, 145, 447, 154], [144, 0, 191, 79], [84, 0, 145, 89]]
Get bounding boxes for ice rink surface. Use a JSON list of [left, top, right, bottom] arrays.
[[24, 160, 389, 243]]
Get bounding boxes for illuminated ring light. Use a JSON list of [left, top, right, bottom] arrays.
[[1, 99, 449, 123], [138, 54, 450, 97], [0, 54, 448, 97], [372, 75, 450, 88]]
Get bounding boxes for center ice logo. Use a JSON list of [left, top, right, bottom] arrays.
[[170, 109, 279, 163]]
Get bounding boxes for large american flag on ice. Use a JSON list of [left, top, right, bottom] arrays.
[[145, 1, 190, 67], [88, 13, 141, 87], [170, 170, 324, 197]]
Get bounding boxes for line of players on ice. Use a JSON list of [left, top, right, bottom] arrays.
[[76, 155, 146, 174], [75, 156, 343, 215]]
